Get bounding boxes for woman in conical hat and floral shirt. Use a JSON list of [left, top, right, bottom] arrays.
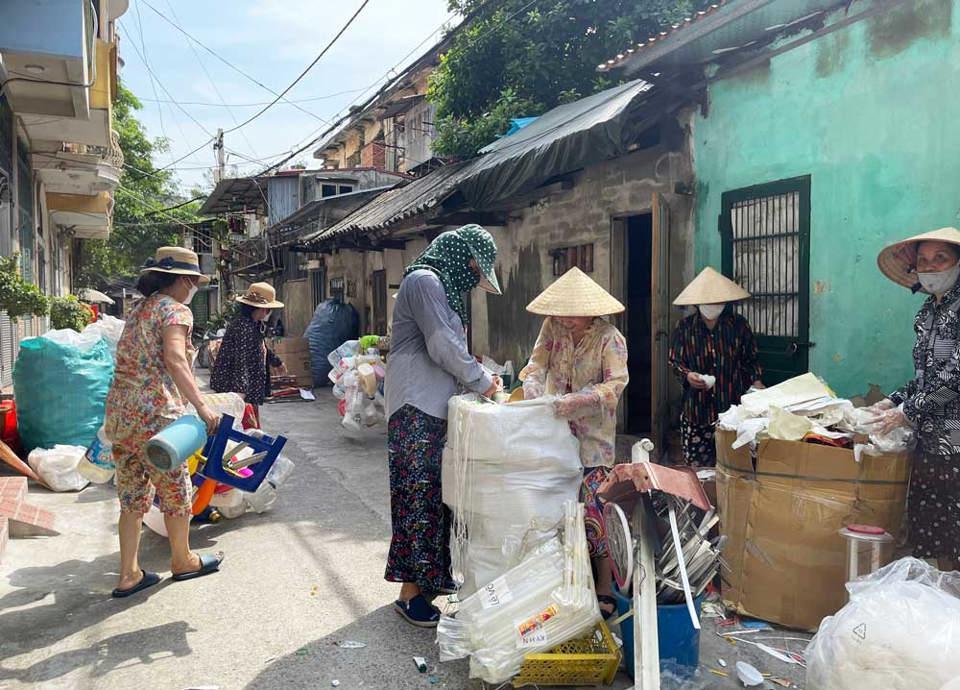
[[384, 224, 502, 627], [520, 267, 630, 620]]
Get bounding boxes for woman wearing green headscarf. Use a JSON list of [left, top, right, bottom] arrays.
[[384, 224, 501, 627]]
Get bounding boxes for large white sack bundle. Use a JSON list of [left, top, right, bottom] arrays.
[[806, 558, 960, 690], [442, 395, 582, 596]]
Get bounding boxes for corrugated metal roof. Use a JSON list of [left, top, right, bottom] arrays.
[[199, 176, 268, 215], [599, 0, 849, 75], [306, 79, 656, 246]]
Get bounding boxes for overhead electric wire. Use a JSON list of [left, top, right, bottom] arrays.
[[140, 0, 331, 126], [132, 0, 176, 167], [161, 0, 260, 158], [116, 186, 197, 233], [136, 87, 368, 108], [221, 0, 371, 135]]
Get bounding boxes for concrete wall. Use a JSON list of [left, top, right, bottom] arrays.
[[282, 279, 312, 336], [693, 0, 958, 397], [471, 139, 695, 368]]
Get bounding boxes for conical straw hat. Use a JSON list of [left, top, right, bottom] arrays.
[[877, 227, 960, 289], [673, 267, 750, 306], [526, 267, 625, 316]]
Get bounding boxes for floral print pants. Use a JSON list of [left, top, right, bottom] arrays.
[[681, 416, 717, 468], [385, 405, 450, 592], [582, 466, 611, 559]]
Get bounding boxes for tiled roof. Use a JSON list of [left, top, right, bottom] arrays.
[[597, 2, 729, 73]]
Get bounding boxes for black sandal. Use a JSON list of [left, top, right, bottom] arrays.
[[598, 594, 618, 620]]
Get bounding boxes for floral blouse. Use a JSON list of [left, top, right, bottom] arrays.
[[520, 317, 629, 468], [105, 294, 194, 446], [890, 283, 960, 456]]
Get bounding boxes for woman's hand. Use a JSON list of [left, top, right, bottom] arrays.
[[687, 372, 709, 390], [865, 398, 895, 415], [876, 407, 910, 435], [197, 404, 222, 436], [482, 375, 502, 399]]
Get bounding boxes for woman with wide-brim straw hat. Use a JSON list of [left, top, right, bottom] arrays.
[[669, 267, 763, 468], [872, 227, 960, 569], [211, 282, 286, 428], [104, 246, 223, 598], [519, 266, 629, 620]]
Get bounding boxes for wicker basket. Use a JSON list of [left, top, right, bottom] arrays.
[[513, 622, 621, 687]]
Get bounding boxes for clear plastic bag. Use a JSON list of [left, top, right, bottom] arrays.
[[806, 558, 960, 690], [27, 445, 90, 492], [438, 501, 600, 684]]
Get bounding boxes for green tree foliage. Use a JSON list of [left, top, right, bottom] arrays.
[[49, 295, 94, 332], [429, 0, 705, 157], [77, 83, 202, 287]]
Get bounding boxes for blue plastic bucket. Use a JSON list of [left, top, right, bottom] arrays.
[[146, 415, 207, 471], [614, 589, 704, 679]]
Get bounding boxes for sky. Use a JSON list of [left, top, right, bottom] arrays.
[[116, 0, 456, 193]]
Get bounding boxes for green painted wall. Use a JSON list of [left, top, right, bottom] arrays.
[[694, 0, 959, 397]]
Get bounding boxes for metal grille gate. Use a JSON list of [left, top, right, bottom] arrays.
[[721, 176, 811, 384]]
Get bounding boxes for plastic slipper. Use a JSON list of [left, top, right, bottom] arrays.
[[394, 595, 440, 628], [171, 552, 224, 582], [111, 570, 161, 598], [598, 594, 618, 621]]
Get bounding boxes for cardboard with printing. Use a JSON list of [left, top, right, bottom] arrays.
[[715, 429, 911, 631], [268, 337, 312, 388]]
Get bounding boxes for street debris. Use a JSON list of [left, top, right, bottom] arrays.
[[331, 681, 340, 688], [735, 661, 764, 687], [413, 656, 428, 673], [334, 640, 367, 649]]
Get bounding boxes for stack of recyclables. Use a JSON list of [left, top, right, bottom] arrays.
[[717, 372, 914, 459], [442, 394, 582, 597], [438, 500, 601, 684], [328, 340, 386, 431], [806, 558, 960, 689]]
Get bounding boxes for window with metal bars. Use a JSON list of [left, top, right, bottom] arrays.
[[721, 176, 811, 383], [16, 140, 33, 283]]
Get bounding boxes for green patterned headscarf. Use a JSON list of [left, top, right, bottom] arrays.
[[405, 224, 500, 325]]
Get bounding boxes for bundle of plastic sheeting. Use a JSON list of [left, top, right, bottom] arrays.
[[806, 558, 960, 689], [438, 500, 601, 684], [442, 394, 582, 596]]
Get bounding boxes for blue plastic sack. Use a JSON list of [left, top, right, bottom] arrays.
[[305, 299, 359, 386], [14, 335, 115, 452]]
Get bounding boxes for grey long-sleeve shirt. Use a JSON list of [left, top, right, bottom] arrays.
[[385, 269, 492, 420]]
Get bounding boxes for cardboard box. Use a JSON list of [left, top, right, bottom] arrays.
[[715, 429, 912, 631], [268, 338, 312, 388]]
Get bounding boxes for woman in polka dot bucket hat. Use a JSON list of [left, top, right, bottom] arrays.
[[384, 224, 502, 627]]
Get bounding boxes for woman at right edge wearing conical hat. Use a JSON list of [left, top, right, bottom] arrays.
[[519, 267, 629, 620], [669, 268, 764, 468], [872, 227, 960, 570]]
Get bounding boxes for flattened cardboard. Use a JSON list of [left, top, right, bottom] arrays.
[[269, 337, 312, 387], [715, 429, 911, 631]]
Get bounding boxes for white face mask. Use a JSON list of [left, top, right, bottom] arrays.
[[699, 304, 725, 321], [183, 281, 199, 304], [918, 263, 960, 296]]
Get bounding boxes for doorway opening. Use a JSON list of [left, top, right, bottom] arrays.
[[625, 212, 652, 434]]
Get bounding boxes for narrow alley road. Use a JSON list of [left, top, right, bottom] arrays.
[[0, 392, 473, 690]]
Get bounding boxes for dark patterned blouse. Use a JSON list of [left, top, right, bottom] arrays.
[[890, 284, 960, 456], [669, 309, 762, 426], [210, 315, 281, 406]]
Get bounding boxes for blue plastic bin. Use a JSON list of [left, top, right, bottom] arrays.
[[614, 589, 705, 679]]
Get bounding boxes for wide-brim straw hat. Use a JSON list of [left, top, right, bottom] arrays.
[[141, 246, 210, 286], [673, 267, 750, 306], [878, 227, 960, 289], [526, 267, 625, 316], [236, 282, 284, 309]]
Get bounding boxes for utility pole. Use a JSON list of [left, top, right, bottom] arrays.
[[213, 128, 225, 184]]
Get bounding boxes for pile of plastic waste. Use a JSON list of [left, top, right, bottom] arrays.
[[717, 372, 914, 460], [328, 339, 386, 431], [305, 298, 359, 386], [438, 500, 601, 684], [442, 393, 582, 597], [806, 558, 960, 689]]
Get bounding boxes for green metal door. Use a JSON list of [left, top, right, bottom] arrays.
[[720, 176, 811, 385]]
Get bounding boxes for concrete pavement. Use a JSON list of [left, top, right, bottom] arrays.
[[0, 390, 806, 689]]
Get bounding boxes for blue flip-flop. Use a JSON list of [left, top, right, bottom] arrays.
[[171, 552, 224, 582], [111, 570, 161, 598]]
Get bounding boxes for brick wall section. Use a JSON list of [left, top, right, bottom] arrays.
[[0, 476, 58, 538], [0, 517, 7, 563], [360, 141, 386, 170]]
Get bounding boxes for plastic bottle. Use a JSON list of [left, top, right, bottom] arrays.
[[244, 481, 278, 514], [78, 427, 115, 484], [266, 455, 295, 487]]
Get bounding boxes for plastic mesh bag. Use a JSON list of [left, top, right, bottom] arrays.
[[806, 557, 960, 690], [14, 335, 115, 451]]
